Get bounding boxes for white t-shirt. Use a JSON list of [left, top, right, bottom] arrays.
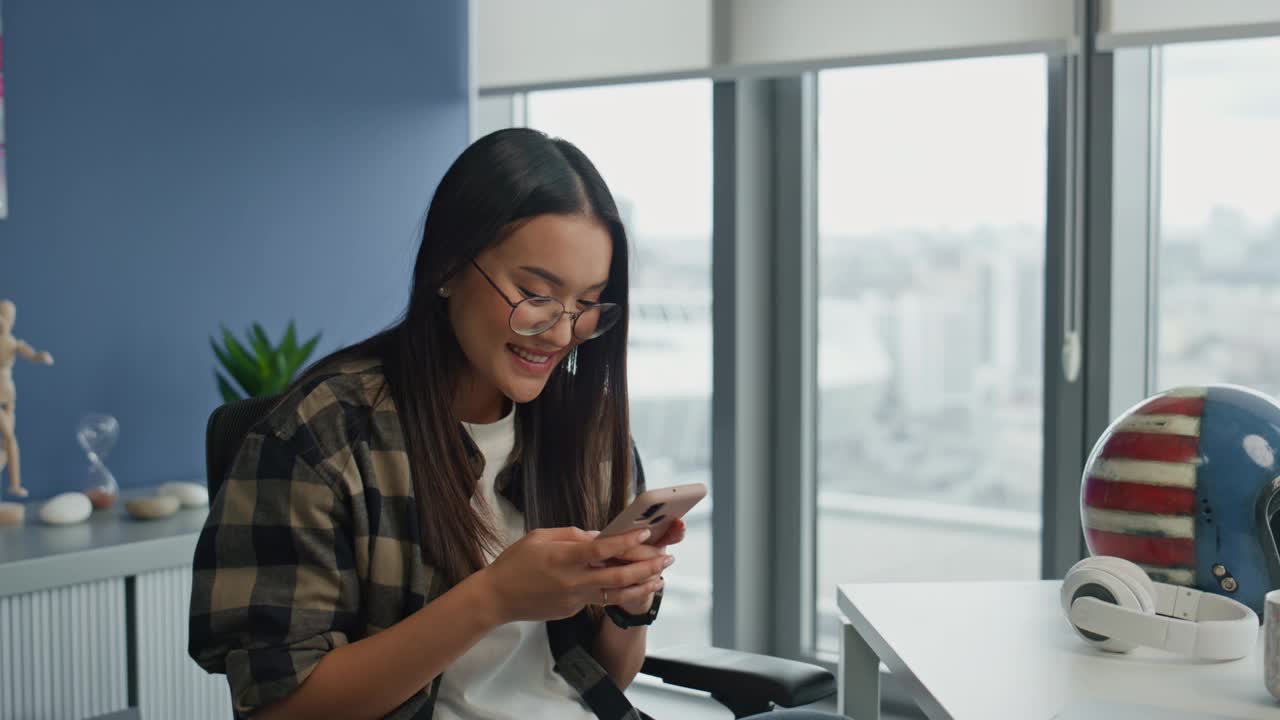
[[434, 405, 596, 720]]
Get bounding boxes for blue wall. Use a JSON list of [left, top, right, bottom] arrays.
[[0, 1, 469, 499]]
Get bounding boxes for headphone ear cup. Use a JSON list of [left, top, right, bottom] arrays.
[[1090, 556, 1156, 614], [1061, 558, 1148, 653]]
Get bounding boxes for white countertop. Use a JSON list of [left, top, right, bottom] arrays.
[[838, 580, 1278, 719]]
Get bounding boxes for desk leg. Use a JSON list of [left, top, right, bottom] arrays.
[[838, 619, 880, 720]]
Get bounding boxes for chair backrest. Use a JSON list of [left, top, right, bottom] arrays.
[[204, 395, 282, 501]]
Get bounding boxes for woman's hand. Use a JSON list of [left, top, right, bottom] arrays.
[[648, 518, 686, 548], [606, 519, 685, 614], [479, 527, 670, 624]]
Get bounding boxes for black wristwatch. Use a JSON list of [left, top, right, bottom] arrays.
[[605, 589, 662, 628]]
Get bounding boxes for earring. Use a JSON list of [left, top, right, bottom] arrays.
[[437, 287, 450, 298]]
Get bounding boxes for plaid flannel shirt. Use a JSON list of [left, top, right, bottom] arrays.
[[189, 358, 650, 719]]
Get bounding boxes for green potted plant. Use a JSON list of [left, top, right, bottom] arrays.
[[210, 321, 321, 402]]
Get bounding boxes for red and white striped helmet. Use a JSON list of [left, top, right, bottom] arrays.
[[1081, 385, 1280, 614]]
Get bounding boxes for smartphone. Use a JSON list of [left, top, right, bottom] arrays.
[[599, 482, 707, 545]]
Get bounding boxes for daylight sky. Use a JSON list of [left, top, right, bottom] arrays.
[[526, 37, 1279, 239]]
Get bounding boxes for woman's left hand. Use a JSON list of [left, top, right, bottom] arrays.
[[602, 519, 685, 614]]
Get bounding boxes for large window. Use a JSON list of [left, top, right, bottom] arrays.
[[525, 81, 714, 648], [1156, 38, 1280, 396], [814, 56, 1048, 654]]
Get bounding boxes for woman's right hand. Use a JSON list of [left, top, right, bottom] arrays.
[[478, 527, 669, 624]]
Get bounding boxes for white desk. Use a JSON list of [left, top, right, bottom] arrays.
[[837, 581, 1277, 720]]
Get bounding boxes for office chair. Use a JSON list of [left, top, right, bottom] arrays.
[[205, 397, 836, 718]]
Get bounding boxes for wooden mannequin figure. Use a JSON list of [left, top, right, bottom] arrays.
[[0, 300, 54, 498]]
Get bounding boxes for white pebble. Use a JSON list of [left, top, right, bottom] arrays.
[[39, 492, 92, 525], [158, 481, 209, 508], [125, 495, 180, 521], [0, 502, 24, 527]]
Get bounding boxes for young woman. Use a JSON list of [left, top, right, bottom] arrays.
[[189, 129, 847, 720]]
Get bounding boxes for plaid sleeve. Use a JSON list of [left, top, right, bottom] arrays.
[[189, 427, 361, 716]]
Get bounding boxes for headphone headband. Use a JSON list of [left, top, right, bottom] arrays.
[[1062, 557, 1259, 661]]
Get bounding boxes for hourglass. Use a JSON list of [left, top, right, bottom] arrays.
[[78, 413, 120, 510]]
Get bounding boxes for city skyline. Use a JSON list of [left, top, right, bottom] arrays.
[[525, 36, 1280, 650]]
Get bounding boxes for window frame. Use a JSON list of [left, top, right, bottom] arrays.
[[467, 0, 1280, 700]]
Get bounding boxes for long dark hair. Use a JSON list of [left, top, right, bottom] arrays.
[[305, 128, 632, 587]]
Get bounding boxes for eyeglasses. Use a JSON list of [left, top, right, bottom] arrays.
[[469, 260, 621, 341]]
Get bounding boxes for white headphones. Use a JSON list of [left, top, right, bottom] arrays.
[[1061, 556, 1259, 661]]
